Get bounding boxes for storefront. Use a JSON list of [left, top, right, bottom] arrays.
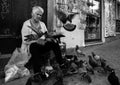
[[48, 0, 104, 48]]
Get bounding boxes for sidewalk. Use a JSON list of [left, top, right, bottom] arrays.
[[67, 38, 120, 78], [0, 39, 120, 85], [83, 39, 120, 78]]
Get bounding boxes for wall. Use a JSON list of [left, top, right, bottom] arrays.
[[47, 0, 54, 32], [104, 0, 116, 37], [48, 0, 110, 48], [61, 14, 85, 48]]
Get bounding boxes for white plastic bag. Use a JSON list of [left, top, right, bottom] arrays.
[[4, 48, 31, 83], [5, 65, 30, 83], [6, 48, 30, 67], [5, 65, 19, 82]]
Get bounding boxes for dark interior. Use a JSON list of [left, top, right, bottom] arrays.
[[0, 0, 47, 54]]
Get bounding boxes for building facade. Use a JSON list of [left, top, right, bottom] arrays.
[[0, 0, 118, 53], [48, 0, 104, 48], [47, 0, 118, 48]]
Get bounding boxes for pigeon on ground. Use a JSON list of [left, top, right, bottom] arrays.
[[88, 55, 100, 69], [91, 52, 101, 61], [75, 45, 85, 57], [53, 77, 64, 85], [108, 69, 120, 85]]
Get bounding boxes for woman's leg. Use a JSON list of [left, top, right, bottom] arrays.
[[45, 41, 64, 66], [29, 42, 46, 73], [28, 41, 64, 73]]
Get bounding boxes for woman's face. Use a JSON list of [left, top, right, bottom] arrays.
[[32, 10, 42, 22]]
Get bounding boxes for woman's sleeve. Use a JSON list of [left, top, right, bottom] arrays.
[[21, 21, 30, 43], [43, 22, 48, 33]]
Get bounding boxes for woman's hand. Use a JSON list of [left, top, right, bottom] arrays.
[[24, 34, 38, 41], [38, 31, 44, 38], [45, 38, 53, 42]]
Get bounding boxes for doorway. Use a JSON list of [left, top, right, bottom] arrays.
[[0, 0, 47, 36]]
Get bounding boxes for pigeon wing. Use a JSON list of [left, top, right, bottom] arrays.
[[67, 12, 79, 22], [55, 7, 67, 24]]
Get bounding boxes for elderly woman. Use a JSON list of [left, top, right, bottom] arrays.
[[21, 6, 64, 73]]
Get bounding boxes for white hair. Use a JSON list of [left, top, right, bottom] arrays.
[[32, 6, 44, 15]]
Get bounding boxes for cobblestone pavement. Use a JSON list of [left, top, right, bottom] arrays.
[[1, 39, 120, 85]]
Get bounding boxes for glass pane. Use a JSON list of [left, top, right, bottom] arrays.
[[85, 0, 101, 41]]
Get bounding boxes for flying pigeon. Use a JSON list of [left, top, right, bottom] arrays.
[[55, 7, 79, 24]]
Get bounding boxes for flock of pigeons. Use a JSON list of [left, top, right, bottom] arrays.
[[74, 45, 120, 85], [52, 45, 120, 85], [26, 45, 120, 85]]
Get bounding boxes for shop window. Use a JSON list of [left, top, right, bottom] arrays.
[[116, 1, 120, 32], [85, 0, 101, 42]]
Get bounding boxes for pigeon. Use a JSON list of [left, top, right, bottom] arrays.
[[75, 60, 84, 68], [104, 65, 114, 73], [75, 45, 82, 54], [25, 77, 32, 85], [85, 63, 94, 74], [75, 45, 85, 57], [84, 73, 92, 83], [65, 55, 78, 62], [55, 7, 79, 24], [26, 73, 42, 85], [91, 52, 105, 67], [79, 60, 94, 74], [55, 7, 78, 31], [91, 52, 109, 71], [80, 72, 92, 83], [53, 77, 64, 85], [108, 69, 120, 85], [63, 23, 76, 31], [88, 55, 100, 69], [100, 58, 107, 68], [61, 55, 77, 69], [91, 52, 101, 60]]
